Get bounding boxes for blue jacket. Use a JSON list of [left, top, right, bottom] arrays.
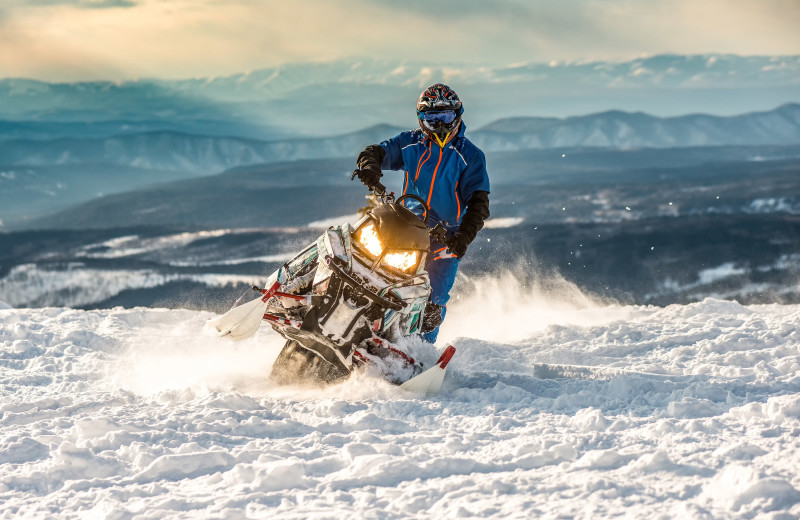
[[379, 123, 490, 235]]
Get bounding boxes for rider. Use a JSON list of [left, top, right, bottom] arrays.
[[353, 83, 490, 343]]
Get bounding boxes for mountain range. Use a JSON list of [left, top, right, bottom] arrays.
[[0, 104, 800, 176], [1, 104, 798, 174], [2, 54, 798, 136], [21, 145, 800, 231], [2, 104, 799, 228]]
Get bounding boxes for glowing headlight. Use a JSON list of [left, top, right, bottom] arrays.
[[356, 223, 420, 272], [383, 251, 419, 272], [358, 223, 384, 257]]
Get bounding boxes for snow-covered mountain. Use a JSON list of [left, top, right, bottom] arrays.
[[1, 105, 797, 177], [11, 144, 798, 230], [474, 103, 800, 150], [2, 288, 799, 518], [3, 55, 797, 106], [0, 124, 404, 174], [1, 54, 798, 135], [3, 158, 797, 310], [2, 104, 798, 228]]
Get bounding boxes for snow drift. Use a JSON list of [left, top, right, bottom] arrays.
[[1, 274, 799, 518]]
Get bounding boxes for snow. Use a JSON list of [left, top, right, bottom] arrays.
[[0, 264, 261, 308], [482, 217, 524, 229], [306, 213, 361, 229], [697, 262, 748, 285], [2, 275, 800, 518], [77, 230, 234, 259]]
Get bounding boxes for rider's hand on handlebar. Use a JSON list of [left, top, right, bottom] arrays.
[[448, 231, 470, 258], [354, 145, 385, 191], [353, 166, 382, 191]]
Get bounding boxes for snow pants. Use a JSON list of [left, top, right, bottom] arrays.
[[421, 253, 460, 343]]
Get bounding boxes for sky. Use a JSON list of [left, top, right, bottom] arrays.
[[0, 0, 799, 82]]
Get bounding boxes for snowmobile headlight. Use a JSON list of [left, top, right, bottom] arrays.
[[356, 222, 421, 272], [357, 223, 384, 257], [383, 250, 419, 272]]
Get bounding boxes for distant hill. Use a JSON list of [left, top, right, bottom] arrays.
[[472, 104, 800, 150], [0, 124, 403, 226], [3, 104, 798, 228], [25, 157, 365, 230], [0, 163, 186, 226], [23, 146, 800, 231], [1, 105, 798, 176], [0, 119, 289, 142], [0, 124, 405, 174]]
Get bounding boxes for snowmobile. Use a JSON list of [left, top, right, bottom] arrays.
[[209, 182, 456, 395]]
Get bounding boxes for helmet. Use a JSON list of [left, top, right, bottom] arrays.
[[416, 83, 463, 147]]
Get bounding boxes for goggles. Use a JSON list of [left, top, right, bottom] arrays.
[[418, 110, 457, 125]]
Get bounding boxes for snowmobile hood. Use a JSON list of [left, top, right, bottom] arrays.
[[368, 203, 430, 251]]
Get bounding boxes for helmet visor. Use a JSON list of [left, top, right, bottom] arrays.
[[418, 110, 457, 125]]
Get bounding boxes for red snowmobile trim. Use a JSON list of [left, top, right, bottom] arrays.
[[436, 345, 456, 369], [263, 313, 303, 328], [353, 350, 368, 364], [369, 337, 417, 366], [260, 281, 281, 302], [274, 291, 305, 301], [257, 285, 309, 303]]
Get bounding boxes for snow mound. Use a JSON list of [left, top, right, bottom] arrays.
[[2, 286, 800, 518]]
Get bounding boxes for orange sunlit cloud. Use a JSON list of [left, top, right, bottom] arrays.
[[0, 0, 798, 81]]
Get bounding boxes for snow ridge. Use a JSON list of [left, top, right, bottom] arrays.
[[1, 276, 799, 518]]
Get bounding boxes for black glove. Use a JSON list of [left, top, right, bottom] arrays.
[[448, 232, 470, 258], [448, 190, 490, 258], [354, 144, 386, 190]]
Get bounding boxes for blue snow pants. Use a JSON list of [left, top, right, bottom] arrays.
[[421, 253, 460, 343]]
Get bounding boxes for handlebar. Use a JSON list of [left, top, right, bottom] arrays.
[[351, 169, 393, 202], [372, 182, 390, 199], [428, 222, 454, 249]]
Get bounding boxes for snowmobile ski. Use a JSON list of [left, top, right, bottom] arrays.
[[399, 345, 456, 395], [209, 281, 281, 341]]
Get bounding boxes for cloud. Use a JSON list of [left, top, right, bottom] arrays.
[[25, 0, 137, 7], [83, 0, 138, 8], [0, 0, 798, 81]]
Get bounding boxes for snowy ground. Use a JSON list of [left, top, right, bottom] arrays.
[[2, 274, 800, 519]]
